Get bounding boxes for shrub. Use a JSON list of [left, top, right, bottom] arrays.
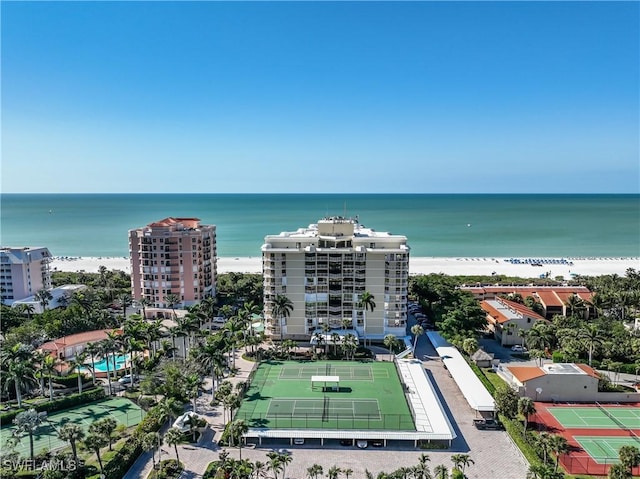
[[0, 388, 105, 425], [451, 469, 465, 479], [149, 459, 183, 479]]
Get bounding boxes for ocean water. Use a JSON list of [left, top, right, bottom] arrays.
[[1, 194, 638, 258]]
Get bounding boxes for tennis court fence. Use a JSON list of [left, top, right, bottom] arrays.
[[234, 411, 415, 430], [560, 454, 640, 476]]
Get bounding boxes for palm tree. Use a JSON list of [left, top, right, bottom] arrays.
[[306, 464, 323, 479], [84, 342, 99, 385], [266, 450, 284, 479], [343, 468, 353, 479], [358, 291, 376, 347], [328, 465, 342, 479], [518, 397, 537, 433], [141, 431, 160, 470], [164, 427, 183, 465], [117, 293, 133, 322], [98, 337, 117, 396], [525, 322, 554, 352], [84, 432, 108, 477], [413, 453, 431, 479], [57, 423, 85, 466], [230, 419, 249, 460], [578, 324, 606, 366], [548, 434, 570, 472], [433, 465, 449, 479], [89, 417, 118, 451], [40, 354, 58, 401], [278, 451, 293, 479], [18, 303, 35, 321], [3, 357, 37, 408], [68, 352, 88, 394], [331, 332, 341, 356], [411, 324, 425, 353], [184, 373, 203, 413], [343, 333, 358, 360], [534, 432, 553, 464], [253, 460, 268, 479], [383, 334, 399, 354], [34, 288, 53, 311], [272, 294, 293, 342], [158, 397, 184, 426], [451, 454, 474, 474], [138, 296, 151, 320], [165, 293, 181, 318], [564, 294, 586, 318], [184, 413, 200, 443], [321, 322, 331, 357], [12, 409, 45, 462]]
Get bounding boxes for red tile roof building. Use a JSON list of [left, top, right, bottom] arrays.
[[463, 286, 593, 319]]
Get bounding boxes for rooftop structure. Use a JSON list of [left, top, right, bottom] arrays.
[[0, 247, 52, 305], [129, 217, 217, 308], [427, 331, 495, 412], [262, 216, 410, 341], [481, 297, 546, 347]]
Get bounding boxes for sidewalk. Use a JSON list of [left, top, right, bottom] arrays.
[[124, 352, 256, 479]]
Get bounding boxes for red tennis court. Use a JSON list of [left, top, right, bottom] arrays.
[[532, 402, 640, 476]]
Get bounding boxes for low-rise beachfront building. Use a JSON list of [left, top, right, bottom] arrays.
[[0, 247, 52, 305], [462, 286, 594, 319], [262, 216, 410, 341], [497, 362, 640, 403], [129, 217, 217, 308], [11, 284, 87, 314], [480, 297, 547, 347]]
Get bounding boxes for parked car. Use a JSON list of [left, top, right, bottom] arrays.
[[340, 439, 352, 446], [293, 438, 305, 445], [118, 374, 139, 384], [371, 440, 384, 447], [511, 345, 527, 353], [356, 440, 368, 449], [473, 418, 503, 430]]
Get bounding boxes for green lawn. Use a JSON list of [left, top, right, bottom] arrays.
[[0, 397, 145, 458], [236, 360, 415, 431]]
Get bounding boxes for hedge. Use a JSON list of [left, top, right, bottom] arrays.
[[50, 373, 91, 389], [0, 388, 105, 426]]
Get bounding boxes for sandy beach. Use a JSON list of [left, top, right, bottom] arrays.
[[50, 255, 639, 278]]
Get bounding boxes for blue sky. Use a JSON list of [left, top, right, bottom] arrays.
[[2, 1, 638, 194]]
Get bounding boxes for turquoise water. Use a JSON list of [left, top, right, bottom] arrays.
[[1, 194, 638, 258], [84, 354, 129, 373]]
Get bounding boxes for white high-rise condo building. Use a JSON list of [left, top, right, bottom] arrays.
[[262, 216, 410, 341], [0, 247, 52, 305], [129, 217, 217, 308]]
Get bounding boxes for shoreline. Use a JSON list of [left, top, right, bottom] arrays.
[[50, 256, 639, 278]]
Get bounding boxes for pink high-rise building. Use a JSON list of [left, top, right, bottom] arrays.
[[129, 217, 217, 308]]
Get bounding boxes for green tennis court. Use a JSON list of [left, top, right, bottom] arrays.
[[547, 406, 640, 429], [575, 436, 640, 464], [0, 398, 145, 458], [237, 360, 414, 431]]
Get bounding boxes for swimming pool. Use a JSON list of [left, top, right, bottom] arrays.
[[84, 354, 130, 373]]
